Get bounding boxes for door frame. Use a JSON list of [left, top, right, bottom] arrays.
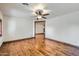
[[34, 20, 46, 39]]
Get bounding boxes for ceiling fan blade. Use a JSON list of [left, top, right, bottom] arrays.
[[39, 11, 42, 15], [35, 11, 38, 15], [42, 17, 47, 19], [43, 13, 49, 16]]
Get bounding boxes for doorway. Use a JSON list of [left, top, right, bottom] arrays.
[[34, 20, 45, 49]]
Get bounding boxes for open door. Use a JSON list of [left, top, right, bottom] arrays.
[[34, 20, 45, 49]]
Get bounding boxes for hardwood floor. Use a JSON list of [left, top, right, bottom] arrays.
[[0, 38, 79, 56]]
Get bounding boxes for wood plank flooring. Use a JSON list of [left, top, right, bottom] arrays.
[[0, 38, 79, 56]]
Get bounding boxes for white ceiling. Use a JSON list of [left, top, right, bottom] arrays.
[[0, 3, 79, 19]]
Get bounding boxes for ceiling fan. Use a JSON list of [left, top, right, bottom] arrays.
[[35, 9, 49, 19], [22, 3, 50, 19]]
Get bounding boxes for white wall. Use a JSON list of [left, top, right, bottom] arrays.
[[3, 16, 33, 42], [0, 11, 3, 46], [2, 10, 79, 47], [46, 11, 79, 46]]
